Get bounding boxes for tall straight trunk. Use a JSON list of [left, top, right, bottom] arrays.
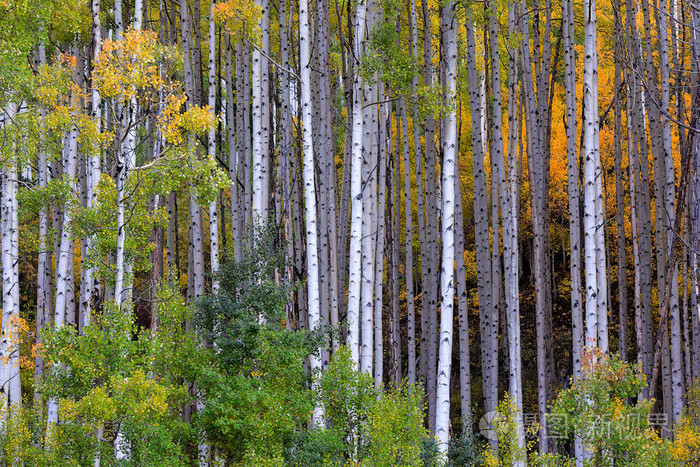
[[346, 0, 367, 367], [454, 154, 471, 432], [408, 0, 428, 391], [48, 115, 79, 430], [260, 0, 271, 216], [390, 124, 402, 385], [624, 6, 654, 394], [319, 0, 339, 344], [278, 0, 296, 328], [300, 0, 324, 423], [35, 44, 53, 407], [251, 0, 265, 221], [225, 35, 241, 261], [421, 0, 439, 429], [613, 0, 627, 361], [519, 0, 554, 450], [180, 1, 205, 301], [692, 13, 700, 380], [373, 102, 389, 387], [1, 103, 20, 408], [563, 0, 584, 459], [83, 0, 102, 330], [208, 2, 220, 293], [656, 0, 684, 421], [464, 8, 496, 422], [360, 86, 376, 374], [435, 0, 457, 452], [641, 0, 670, 415], [400, 98, 416, 384], [582, 0, 602, 352], [241, 45, 252, 238], [501, 3, 525, 460]]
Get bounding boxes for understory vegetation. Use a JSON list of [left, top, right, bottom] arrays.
[[1, 233, 699, 465]]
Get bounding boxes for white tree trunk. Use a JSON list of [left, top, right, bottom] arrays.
[[400, 99, 416, 384], [563, 0, 584, 459], [346, 0, 367, 368], [464, 11, 495, 425], [1, 103, 20, 408], [435, 1, 457, 451], [208, 2, 219, 294], [299, 0, 324, 422]]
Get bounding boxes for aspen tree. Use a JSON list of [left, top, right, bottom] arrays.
[[346, 0, 367, 367], [299, 0, 324, 422], [435, 0, 457, 452], [464, 7, 496, 427], [400, 97, 416, 384], [1, 103, 20, 408], [208, 1, 220, 293]]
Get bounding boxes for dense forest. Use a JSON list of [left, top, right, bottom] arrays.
[[1, 0, 700, 464]]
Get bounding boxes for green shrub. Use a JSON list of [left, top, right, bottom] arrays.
[[548, 348, 671, 466]]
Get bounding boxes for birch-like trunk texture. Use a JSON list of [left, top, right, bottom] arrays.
[[421, 0, 439, 427], [346, 0, 367, 368], [563, 0, 584, 460], [225, 35, 241, 262], [582, 0, 602, 352], [360, 72, 377, 375], [613, 0, 627, 361], [519, 0, 555, 449], [1, 103, 20, 408], [390, 121, 401, 385], [208, 1, 220, 293], [454, 151, 471, 432], [401, 98, 416, 384], [35, 44, 53, 407], [48, 106, 79, 431], [373, 101, 388, 387], [435, 0, 457, 451], [83, 0, 101, 330], [299, 0, 324, 423], [464, 8, 496, 424], [408, 0, 424, 388], [251, 15, 265, 220]]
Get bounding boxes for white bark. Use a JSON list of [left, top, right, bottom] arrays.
[[583, 0, 600, 351], [401, 99, 416, 384], [435, 1, 457, 451], [208, 2, 219, 294], [346, 0, 367, 368], [84, 0, 102, 330], [464, 11, 497, 431], [300, 0, 324, 422], [1, 103, 20, 408], [251, 31, 264, 220]]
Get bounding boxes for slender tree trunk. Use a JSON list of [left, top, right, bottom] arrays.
[[300, 0, 324, 423], [613, 0, 627, 361], [563, 0, 584, 459], [435, 0, 457, 451], [346, 0, 367, 368], [464, 7, 496, 428], [1, 103, 20, 408], [208, 2, 220, 294], [401, 98, 416, 384]]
